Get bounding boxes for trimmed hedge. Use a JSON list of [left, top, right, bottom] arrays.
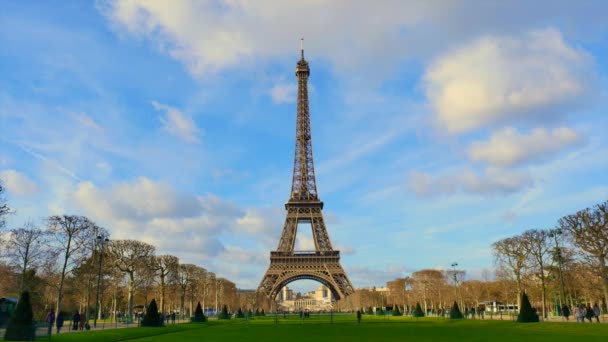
[[141, 299, 162, 327], [4, 291, 35, 341], [450, 301, 463, 319], [192, 302, 207, 323], [413, 302, 425, 317], [517, 293, 539, 323]]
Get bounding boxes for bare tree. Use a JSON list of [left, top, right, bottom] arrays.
[[152, 255, 179, 314], [411, 269, 445, 313], [47, 215, 98, 315], [521, 229, 552, 319], [177, 263, 194, 316], [106, 239, 155, 319], [492, 235, 530, 309], [559, 201, 608, 307], [199, 271, 213, 313], [5, 222, 49, 291], [0, 182, 10, 231], [187, 266, 207, 315]]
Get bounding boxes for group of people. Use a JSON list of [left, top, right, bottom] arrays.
[[561, 303, 601, 323], [45, 309, 89, 335]]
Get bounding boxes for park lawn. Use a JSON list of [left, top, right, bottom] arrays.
[[50, 323, 204, 342], [50, 316, 608, 342]]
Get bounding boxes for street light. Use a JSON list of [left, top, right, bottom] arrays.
[[549, 228, 566, 308], [94, 235, 109, 328], [451, 263, 461, 309]]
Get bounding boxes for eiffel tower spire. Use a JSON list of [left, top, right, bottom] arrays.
[[290, 38, 319, 202], [257, 41, 354, 304]]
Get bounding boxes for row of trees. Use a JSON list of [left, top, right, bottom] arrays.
[[0, 184, 239, 321], [336, 200, 607, 316], [491, 200, 607, 317]]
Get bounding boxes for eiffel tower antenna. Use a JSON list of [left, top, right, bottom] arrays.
[[257, 41, 354, 306]]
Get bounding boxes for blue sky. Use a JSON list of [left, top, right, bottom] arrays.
[[1, 1, 608, 292]]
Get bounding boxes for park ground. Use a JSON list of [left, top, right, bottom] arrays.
[[45, 315, 608, 342]]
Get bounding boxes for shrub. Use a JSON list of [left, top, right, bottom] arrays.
[[4, 291, 35, 341], [413, 302, 425, 317], [450, 301, 463, 319], [255, 309, 260, 316], [141, 299, 162, 327], [366, 307, 374, 315], [218, 305, 230, 320], [236, 308, 245, 318], [260, 309, 266, 316], [192, 302, 207, 323], [392, 306, 401, 316], [517, 293, 539, 323]]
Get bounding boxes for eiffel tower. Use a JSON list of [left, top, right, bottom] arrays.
[[257, 40, 354, 302]]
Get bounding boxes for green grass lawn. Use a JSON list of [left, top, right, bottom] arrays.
[[49, 315, 608, 342]]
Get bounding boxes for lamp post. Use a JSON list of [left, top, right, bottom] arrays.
[[94, 235, 109, 328], [451, 262, 460, 303], [549, 228, 566, 307]]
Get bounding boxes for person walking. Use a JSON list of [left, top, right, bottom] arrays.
[[56, 312, 64, 334], [72, 311, 80, 331], [593, 303, 601, 323], [561, 304, 570, 322], [575, 305, 584, 322], [356, 310, 362, 325], [46, 309, 55, 336], [585, 304, 594, 323], [79, 312, 86, 330]]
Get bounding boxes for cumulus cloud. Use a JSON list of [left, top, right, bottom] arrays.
[[425, 29, 594, 133], [468, 127, 584, 167], [152, 101, 200, 143], [0, 170, 39, 196], [99, 0, 431, 76], [69, 177, 329, 286], [72, 178, 245, 257], [269, 83, 297, 104], [408, 168, 534, 197]]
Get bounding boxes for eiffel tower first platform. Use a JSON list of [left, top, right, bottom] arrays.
[[257, 41, 354, 302]]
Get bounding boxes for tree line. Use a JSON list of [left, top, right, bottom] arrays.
[[0, 184, 239, 322], [337, 200, 607, 316]]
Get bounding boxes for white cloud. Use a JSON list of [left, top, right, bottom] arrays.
[[468, 127, 584, 167], [69, 112, 103, 132], [269, 83, 296, 104], [424, 29, 594, 133], [151, 101, 200, 143], [100, 0, 430, 77], [72, 178, 245, 255], [408, 168, 534, 197], [69, 177, 294, 286], [0, 170, 39, 196]]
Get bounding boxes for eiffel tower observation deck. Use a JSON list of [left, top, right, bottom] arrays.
[[257, 40, 354, 302]]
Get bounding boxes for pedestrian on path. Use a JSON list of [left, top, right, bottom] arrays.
[[56, 312, 64, 334], [575, 305, 584, 322], [79, 312, 86, 330], [46, 309, 55, 336], [561, 304, 570, 322], [593, 303, 601, 323], [356, 310, 362, 325], [72, 311, 80, 331], [585, 304, 594, 323]]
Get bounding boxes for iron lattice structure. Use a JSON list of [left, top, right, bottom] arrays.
[[257, 42, 354, 302]]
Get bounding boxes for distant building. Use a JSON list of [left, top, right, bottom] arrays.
[[277, 285, 333, 311]]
